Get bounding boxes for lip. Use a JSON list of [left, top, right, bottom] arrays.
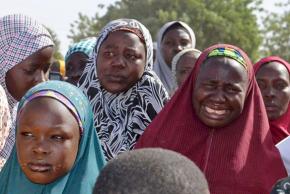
[[28, 162, 52, 172], [105, 74, 125, 82], [265, 105, 278, 112], [201, 105, 230, 120]]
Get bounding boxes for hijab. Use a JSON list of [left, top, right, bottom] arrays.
[[0, 86, 11, 170], [0, 80, 106, 194], [254, 56, 290, 144], [135, 44, 287, 194], [0, 13, 54, 163], [78, 18, 169, 160], [153, 21, 196, 94]]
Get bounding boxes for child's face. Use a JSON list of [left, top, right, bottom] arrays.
[[193, 57, 248, 128], [176, 52, 197, 87], [16, 97, 80, 184]]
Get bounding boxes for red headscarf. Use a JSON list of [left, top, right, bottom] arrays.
[[135, 44, 287, 194], [254, 56, 290, 145]]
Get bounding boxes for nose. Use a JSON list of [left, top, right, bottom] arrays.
[[173, 44, 183, 54], [111, 55, 126, 68], [32, 139, 50, 155], [34, 69, 47, 84], [212, 89, 226, 103], [264, 86, 275, 99]]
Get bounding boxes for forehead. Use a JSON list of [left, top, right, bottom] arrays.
[[163, 26, 191, 40], [256, 61, 289, 79], [177, 53, 197, 68], [197, 57, 248, 84]]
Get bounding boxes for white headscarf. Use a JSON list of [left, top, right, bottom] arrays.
[[78, 19, 169, 160], [153, 21, 196, 94]]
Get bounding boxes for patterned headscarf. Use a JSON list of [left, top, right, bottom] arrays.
[[271, 176, 290, 194], [0, 14, 54, 162], [0, 81, 106, 194], [254, 56, 290, 144], [153, 21, 196, 94], [78, 18, 169, 161], [136, 44, 287, 194], [64, 37, 97, 63], [0, 86, 11, 170]]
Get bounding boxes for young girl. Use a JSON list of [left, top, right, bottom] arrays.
[[0, 14, 54, 162], [254, 56, 290, 144], [78, 19, 168, 160], [135, 44, 287, 194], [0, 81, 106, 194]]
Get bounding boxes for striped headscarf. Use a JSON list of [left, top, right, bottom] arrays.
[[0, 14, 54, 161], [78, 18, 169, 161], [64, 37, 97, 63], [153, 21, 196, 94]]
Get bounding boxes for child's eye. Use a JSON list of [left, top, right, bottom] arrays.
[[21, 132, 33, 137], [51, 135, 64, 142]]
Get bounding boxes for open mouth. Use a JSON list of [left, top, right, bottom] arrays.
[[202, 105, 230, 120], [28, 162, 52, 172]]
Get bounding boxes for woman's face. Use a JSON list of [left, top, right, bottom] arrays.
[[256, 62, 290, 120], [193, 57, 248, 128], [17, 97, 80, 184], [65, 52, 89, 86], [176, 52, 198, 87], [5, 46, 54, 101], [161, 26, 192, 68], [97, 30, 146, 93]]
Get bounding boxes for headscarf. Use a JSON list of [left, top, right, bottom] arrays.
[[0, 14, 54, 162], [0, 81, 106, 194], [271, 177, 290, 194], [0, 86, 11, 170], [254, 56, 290, 144], [78, 19, 169, 161], [171, 48, 201, 86], [135, 44, 287, 194], [64, 37, 97, 63], [153, 21, 196, 94]]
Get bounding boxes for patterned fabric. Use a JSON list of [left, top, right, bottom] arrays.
[[78, 18, 169, 161], [171, 48, 201, 84], [135, 44, 287, 194], [0, 14, 54, 160], [0, 86, 11, 170], [254, 56, 290, 144], [153, 21, 196, 94], [271, 177, 290, 194], [208, 47, 247, 69], [0, 81, 106, 194], [65, 37, 97, 63]]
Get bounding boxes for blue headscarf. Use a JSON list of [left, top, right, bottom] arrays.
[[0, 80, 106, 194]]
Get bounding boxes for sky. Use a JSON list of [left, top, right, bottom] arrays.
[[1, 0, 285, 55]]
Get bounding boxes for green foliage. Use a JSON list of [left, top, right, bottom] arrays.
[[261, 0, 290, 62], [45, 27, 64, 60], [69, 0, 262, 59]]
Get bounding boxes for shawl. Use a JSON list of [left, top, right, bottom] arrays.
[[78, 18, 169, 160], [135, 44, 287, 194], [0, 13, 54, 162], [254, 56, 290, 144], [0, 80, 106, 194], [153, 21, 196, 94]]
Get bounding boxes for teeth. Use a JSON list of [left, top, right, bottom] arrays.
[[205, 106, 227, 115]]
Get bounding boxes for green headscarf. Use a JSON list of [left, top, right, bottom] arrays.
[[0, 80, 106, 194]]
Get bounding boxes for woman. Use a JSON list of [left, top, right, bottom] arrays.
[[135, 44, 287, 194], [0, 81, 106, 194], [0, 86, 11, 169], [171, 48, 201, 91], [153, 21, 196, 94], [65, 37, 96, 85], [78, 19, 169, 160], [254, 56, 290, 144], [0, 14, 54, 164]]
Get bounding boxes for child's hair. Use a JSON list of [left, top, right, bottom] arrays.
[[93, 148, 209, 194]]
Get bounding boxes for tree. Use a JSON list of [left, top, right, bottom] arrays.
[[69, 0, 262, 59], [46, 27, 64, 60], [261, 0, 290, 62]]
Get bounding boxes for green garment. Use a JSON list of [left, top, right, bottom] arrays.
[[0, 80, 106, 194]]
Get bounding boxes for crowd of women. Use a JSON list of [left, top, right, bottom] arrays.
[[0, 13, 289, 194]]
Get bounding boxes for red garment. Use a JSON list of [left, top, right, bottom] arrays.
[[135, 44, 287, 194], [254, 56, 290, 144]]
